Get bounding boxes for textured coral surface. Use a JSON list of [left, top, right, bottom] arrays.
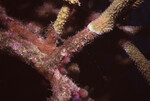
[[0, 0, 150, 101]]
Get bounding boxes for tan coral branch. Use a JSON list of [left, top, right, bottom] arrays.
[[54, 0, 81, 36], [64, 0, 81, 6], [120, 40, 150, 84], [88, 0, 144, 35], [54, 5, 71, 35], [132, 0, 144, 8]]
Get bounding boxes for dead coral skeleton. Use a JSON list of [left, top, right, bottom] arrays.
[[0, 0, 149, 100]]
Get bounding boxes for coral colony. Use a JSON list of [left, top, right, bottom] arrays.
[[0, 0, 150, 101]]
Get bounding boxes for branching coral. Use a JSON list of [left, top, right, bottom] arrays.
[[0, 6, 88, 101], [0, 0, 149, 100], [132, 0, 144, 8], [120, 40, 150, 84], [54, 5, 71, 35], [88, 0, 144, 35], [54, 0, 80, 37], [64, 0, 81, 6]]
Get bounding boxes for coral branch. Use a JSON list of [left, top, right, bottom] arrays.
[[109, 0, 144, 8], [0, 31, 81, 101], [54, 0, 81, 37], [64, 0, 81, 6], [44, 28, 96, 68], [0, 0, 147, 100], [88, 0, 144, 35], [132, 0, 144, 8], [0, 31, 47, 69], [48, 68, 80, 100], [120, 40, 150, 84], [54, 4, 71, 35], [0, 10, 56, 54], [45, 0, 144, 69], [0, 5, 87, 100], [45, 24, 56, 46]]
